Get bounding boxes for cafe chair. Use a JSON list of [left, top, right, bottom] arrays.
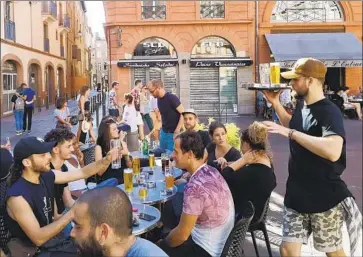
[[81, 144, 97, 183], [221, 201, 254, 257], [248, 198, 273, 257], [0, 174, 11, 255]]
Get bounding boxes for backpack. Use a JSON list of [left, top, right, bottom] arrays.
[[15, 96, 24, 110]]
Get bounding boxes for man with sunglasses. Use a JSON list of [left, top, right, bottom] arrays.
[[148, 79, 184, 152], [263, 58, 359, 257]]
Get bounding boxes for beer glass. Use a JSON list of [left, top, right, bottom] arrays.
[[270, 63, 281, 84], [110, 139, 121, 169], [165, 169, 174, 191], [138, 185, 148, 200], [149, 153, 155, 169], [124, 168, 133, 194], [132, 157, 140, 176], [161, 153, 169, 172]]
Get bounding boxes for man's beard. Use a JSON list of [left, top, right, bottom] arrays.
[[31, 160, 50, 173], [75, 232, 105, 257]]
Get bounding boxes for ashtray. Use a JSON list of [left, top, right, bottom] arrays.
[[160, 189, 173, 196], [147, 181, 156, 189]]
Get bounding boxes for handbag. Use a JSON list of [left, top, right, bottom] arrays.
[[69, 116, 78, 126]]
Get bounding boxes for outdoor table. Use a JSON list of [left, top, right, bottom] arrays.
[[348, 98, 363, 104], [132, 203, 161, 236], [117, 181, 177, 205], [143, 166, 183, 182]]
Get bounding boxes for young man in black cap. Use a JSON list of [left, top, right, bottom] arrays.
[[5, 136, 114, 256]]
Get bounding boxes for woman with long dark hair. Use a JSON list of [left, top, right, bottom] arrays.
[[54, 97, 71, 130], [95, 117, 132, 184], [77, 85, 91, 141], [205, 122, 241, 171], [222, 122, 276, 222]]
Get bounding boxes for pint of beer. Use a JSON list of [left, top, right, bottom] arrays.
[[138, 186, 148, 200], [270, 63, 281, 84], [165, 173, 174, 190], [149, 154, 155, 169], [124, 168, 134, 193], [132, 157, 140, 175]]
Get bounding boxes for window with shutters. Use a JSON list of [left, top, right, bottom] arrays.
[[200, 1, 225, 19], [72, 45, 78, 59], [77, 49, 81, 62]]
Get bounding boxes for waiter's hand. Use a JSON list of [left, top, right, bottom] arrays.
[[262, 90, 282, 106]]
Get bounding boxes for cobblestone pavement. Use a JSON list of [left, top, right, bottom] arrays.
[[1, 110, 362, 256]]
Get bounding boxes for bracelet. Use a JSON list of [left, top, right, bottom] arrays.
[[288, 129, 296, 140]]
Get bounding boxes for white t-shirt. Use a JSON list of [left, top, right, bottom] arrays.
[[122, 104, 138, 132], [64, 155, 87, 191]]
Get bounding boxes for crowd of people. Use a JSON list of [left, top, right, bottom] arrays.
[[0, 58, 361, 257]]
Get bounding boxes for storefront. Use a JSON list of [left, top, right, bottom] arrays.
[[265, 33, 362, 91], [2, 60, 18, 115], [118, 37, 179, 94], [189, 36, 252, 116]]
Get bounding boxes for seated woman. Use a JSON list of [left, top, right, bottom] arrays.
[[338, 87, 362, 120], [206, 122, 241, 171], [95, 118, 132, 184], [222, 122, 276, 223]]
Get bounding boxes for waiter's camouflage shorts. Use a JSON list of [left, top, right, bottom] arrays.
[[282, 203, 345, 253]]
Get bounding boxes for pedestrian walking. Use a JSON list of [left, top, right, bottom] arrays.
[[11, 85, 25, 135], [108, 81, 122, 119], [21, 83, 36, 134], [140, 85, 153, 132], [131, 80, 145, 140], [147, 79, 184, 152], [263, 58, 361, 257]]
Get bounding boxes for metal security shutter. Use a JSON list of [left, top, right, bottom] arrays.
[[149, 67, 162, 82], [163, 67, 177, 94], [134, 68, 147, 86], [219, 67, 237, 114], [190, 67, 219, 117]]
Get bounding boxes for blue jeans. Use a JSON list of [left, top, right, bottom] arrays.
[[160, 129, 174, 152], [13, 109, 24, 131]]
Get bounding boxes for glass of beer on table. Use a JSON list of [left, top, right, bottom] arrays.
[[270, 62, 281, 84], [124, 168, 134, 194], [161, 153, 169, 172], [165, 169, 174, 191], [132, 157, 140, 176], [138, 185, 148, 200], [149, 153, 155, 169]]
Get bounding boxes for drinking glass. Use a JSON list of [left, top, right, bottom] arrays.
[[110, 139, 121, 169], [124, 168, 134, 194], [161, 153, 169, 172], [270, 63, 281, 84], [149, 153, 155, 169], [165, 169, 174, 191], [138, 185, 148, 200], [132, 157, 140, 176]]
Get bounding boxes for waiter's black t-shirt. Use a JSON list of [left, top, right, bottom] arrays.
[[6, 172, 55, 243], [50, 163, 68, 214], [286, 98, 352, 213], [157, 92, 181, 133]]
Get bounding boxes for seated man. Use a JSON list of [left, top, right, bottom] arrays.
[[159, 131, 235, 257], [71, 187, 167, 257], [182, 109, 211, 149], [5, 137, 114, 256]]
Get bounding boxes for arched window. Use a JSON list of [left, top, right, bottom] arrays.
[[191, 36, 235, 58], [271, 1, 344, 23], [133, 37, 177, 59]]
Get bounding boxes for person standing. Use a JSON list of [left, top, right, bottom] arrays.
[[131, 80, 145, 141], [21, 83, 36, 134], [77, 85, 91, 141], [149, 95, 161, 141], [108, 81, 122, 119], [54, 97, 72, 130], [263, 58, 361, 257], [11, 85, 25, 135], [140, 85, 154, 132], [148, 79, 184, 151]]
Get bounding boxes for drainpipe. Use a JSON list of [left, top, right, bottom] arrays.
[[29, 1, 33, 48], [255, 0, 259, 83]]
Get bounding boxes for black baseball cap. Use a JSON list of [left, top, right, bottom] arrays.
[[13, 137, 56, 163]]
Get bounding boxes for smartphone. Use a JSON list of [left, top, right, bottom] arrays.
[[139, 213, 156, 221]]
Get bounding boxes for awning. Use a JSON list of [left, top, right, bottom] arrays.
[[265, 33, 363, 68], [190, 58, 253, 68], [117, 59, 178, 68]]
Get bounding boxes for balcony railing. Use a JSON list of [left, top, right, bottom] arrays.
[[60, 46, 65, 57], [42, 1, 57, 19], [5, 19, 15, 41], [44, 38, 50, 52], [59, 14, 70, 29], [141, 5, 166, 20], [200, 4, 225, 18]]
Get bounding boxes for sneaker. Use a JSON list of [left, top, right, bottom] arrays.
[[16, 131, 20, 135], [27, 130, 31, 134], [22, 130, 26, 133]]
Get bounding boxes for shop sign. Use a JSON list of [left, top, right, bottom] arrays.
[[279, 60, 363, 68], [190, 59, 253, 68], [117, 60, 178, 68], [134, 38, 175, 57]]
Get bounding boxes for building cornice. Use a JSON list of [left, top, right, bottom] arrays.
[[104, 19, 253, 27], [1, 39, 66, 61]]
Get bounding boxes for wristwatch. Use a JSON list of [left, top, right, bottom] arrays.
[[288, 129, 296, 140]]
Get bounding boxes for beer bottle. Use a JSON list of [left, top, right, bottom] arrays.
[[142, 139, 149, 156]]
